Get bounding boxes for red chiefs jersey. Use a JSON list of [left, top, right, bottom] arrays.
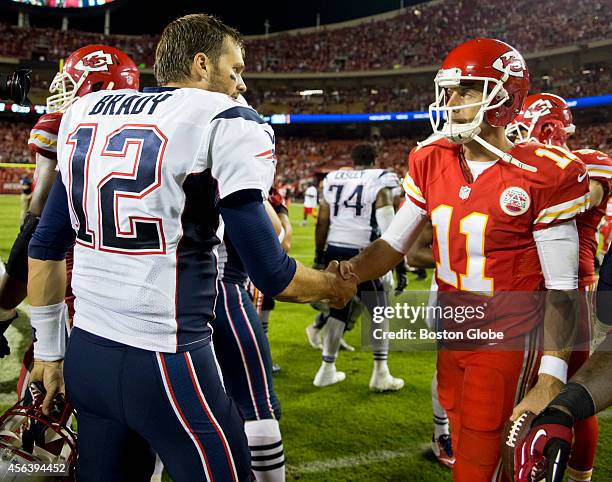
[[27, 111, 63, 161], [573, 149, 612, 288], [405, 139, 589, 340]]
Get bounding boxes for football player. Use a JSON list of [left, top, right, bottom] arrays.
[[26, 13, 356, 482], [506, 93, 612, 482], [513, 247, 612, 482], [406, 222, 455, 469], [336, 38, 589, 481], [261, 188, 293, 374], [212, 196, 290, 481], [0, 44, 140, 362], [312, 142, 404, 391], [302, 183, 318, 226]]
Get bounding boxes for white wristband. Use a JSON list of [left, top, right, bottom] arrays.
[[277, 226, 285, 244], [30, 302, 68, 361], [538, 355, 568, 384]]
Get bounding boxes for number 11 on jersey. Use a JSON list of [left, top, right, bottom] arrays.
[[431, 205, 494, 292]]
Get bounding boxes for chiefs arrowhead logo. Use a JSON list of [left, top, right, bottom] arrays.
[[492, 51, 526, 78], [74, 50, 114, 72], [524, 99, 554, 119]]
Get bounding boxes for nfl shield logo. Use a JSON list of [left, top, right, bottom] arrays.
[[459, 186, 471, 200]]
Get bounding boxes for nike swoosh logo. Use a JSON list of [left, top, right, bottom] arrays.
[[37, 118, 56, 123], [578, 172, 587, 182]]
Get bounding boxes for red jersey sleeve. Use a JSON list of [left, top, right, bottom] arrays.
[[403, 145, 428, 211], [268, 187, 288, 215], [574, 148, 612, 204], [28, 112, 63, 161], [529, 145, 590, 231]]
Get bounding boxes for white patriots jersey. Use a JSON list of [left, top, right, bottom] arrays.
[[323, 168, 400, 249], [304, 186, 318, 208], [56, 87, 276, 352]]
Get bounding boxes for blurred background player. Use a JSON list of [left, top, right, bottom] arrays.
[[507, 92, 612, 482], [312, 142, 404, 391], [19, 174, 32, 223], [259, 186, 293, 374], [0, 44, 140, 362], [301, 183, 318, 226], [336, 38, 589, 481], [406, 221, 455, 469]]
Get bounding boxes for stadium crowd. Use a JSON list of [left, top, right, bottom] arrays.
[[248, 67, 611, 114], [0, 121, 32, 164], [1, 121, 611, 193], [0, 0, 610, 73]]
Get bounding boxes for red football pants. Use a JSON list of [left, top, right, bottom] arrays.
[[437, 331, 540, 482]]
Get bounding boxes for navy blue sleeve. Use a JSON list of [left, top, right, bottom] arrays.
[[220, 191, 297, 297], [29, 175, 76, 261], [597, 250, 612, 324]]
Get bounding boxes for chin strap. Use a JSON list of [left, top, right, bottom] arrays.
[[418, 132, 538, 173], [472, 134, 538, 172], [417, 134, 445, 148]]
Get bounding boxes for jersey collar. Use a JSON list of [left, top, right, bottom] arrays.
[[143, 87, 179, 93]]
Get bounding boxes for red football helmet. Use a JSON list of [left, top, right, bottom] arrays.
[[506, 93, 575, 146], [429, 38, 529, 144], [0, 383, 76, 481], [47, 44, 140, 113]]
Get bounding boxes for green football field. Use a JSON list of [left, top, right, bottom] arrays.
[[0, 194, 611, 481]]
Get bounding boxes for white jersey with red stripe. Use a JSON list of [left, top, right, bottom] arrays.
[[56, 87, 276, 352], [323, 168, 400, 249]]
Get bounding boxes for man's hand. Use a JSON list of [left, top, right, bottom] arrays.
[[394, 261, 408, 295], [324, 260, 359, 309], [514, 406, 573, 482], [30, 359, 64, 415], [0, 309, 18, 358], [511, 374, 564, 421]]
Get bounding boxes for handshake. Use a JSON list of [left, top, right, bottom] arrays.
[[318, 260, 360, 309]]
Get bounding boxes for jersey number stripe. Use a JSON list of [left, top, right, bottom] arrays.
[[431, 205, 493, 292], [535, 146, 579, 170], [67, 123, 168, 255]]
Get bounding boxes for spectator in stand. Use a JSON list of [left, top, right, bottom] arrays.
[[0, 0, 610, 73], [0, 122, 610, 190]]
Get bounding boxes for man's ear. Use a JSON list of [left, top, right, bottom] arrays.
[[192, 52, 209, 82]]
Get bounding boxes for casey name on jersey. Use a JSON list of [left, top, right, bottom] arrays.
[[331, 170, 367, 180], [88, 92, 173, 116]]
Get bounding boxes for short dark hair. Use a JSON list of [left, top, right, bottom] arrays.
[[351, 143, 377, 167], [154, 14, 244, 85]]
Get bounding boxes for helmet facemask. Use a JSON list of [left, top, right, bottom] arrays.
[[46, 68, 88, 113], [429, 67, 511, 144], [46, 68, 115, 113], [505, 120, 531, 143]]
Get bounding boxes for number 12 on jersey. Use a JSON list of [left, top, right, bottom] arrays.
[[431, 205, 494, 292], [66, 123, 167, 255]]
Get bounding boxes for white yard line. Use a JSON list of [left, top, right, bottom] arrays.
[[286, 443, 430, 475]]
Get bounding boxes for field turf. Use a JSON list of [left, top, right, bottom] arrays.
[[0, 194, 610, 481]]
